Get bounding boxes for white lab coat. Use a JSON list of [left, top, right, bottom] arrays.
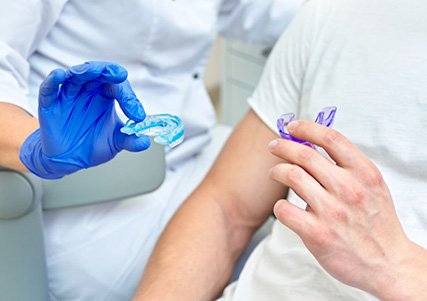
[[0, 0, 303, 300]]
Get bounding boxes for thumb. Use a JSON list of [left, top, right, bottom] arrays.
[[114, 130, 151, 152], [39, 69, 67, 108]]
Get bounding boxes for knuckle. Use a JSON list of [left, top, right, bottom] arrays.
[[304, 226, 336, 250], [298, 147, 316, 162], [351, 188, 365, 205], [318, 198, 349, 223], [342, 184, 365, 205], [287, 165, 304, 183], [363, 165, 384, 187], [323, 129, 344, 147]]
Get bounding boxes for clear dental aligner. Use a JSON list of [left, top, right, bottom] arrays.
[[277, 106, 337, 148], [121, 114, 185, 148]]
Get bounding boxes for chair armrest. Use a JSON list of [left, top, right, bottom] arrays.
[[0, 142, 165, 300], [42, 139, 166, 210], [0, 168, 48, 301], [0, 168, 42, 219]]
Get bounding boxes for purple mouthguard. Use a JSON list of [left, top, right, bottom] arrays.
[[277, 106, 337, 148]]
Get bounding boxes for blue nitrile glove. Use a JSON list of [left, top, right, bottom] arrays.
[[20, 61, 151, 179]]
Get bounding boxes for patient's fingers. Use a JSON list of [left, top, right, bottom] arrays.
[[274, 199, 315, 236], [268, 138, 339, 191], [269, 162, 328, 213], [286, 121, 368, 169]]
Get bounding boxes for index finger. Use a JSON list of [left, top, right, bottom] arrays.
[[67, 62, 127, 84], [100, 80, 146, 122], [63, 62, 128, 98], [286, 120, 368, 168]]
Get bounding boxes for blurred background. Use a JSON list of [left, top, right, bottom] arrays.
[[204, 38, 270, 127]]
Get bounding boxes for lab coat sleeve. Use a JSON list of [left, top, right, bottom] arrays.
[[0, 0, 67, 115], [218, 0, 306, 45]]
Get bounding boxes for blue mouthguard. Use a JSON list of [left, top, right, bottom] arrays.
[[121, 114, 185, 148]]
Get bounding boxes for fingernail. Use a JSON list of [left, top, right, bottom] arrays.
[[287, 121, 299, 132], [268, 140, 278, 150], [273, 200, 284, 214]]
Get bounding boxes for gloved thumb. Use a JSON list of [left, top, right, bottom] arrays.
[[114, 131, 151, 152]]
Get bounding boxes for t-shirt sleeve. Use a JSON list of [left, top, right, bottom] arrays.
[[248, 0, 324, 134], [0, 1, 66, 115]]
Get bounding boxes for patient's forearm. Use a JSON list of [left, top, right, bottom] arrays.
[[134, 110, 287, 300], [134, 188, 251, 301], [0, 102, 38, 171]]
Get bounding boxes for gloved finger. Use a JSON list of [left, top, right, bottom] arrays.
[[114, 130, 151, 152], [62, 62, 127, 99], [100, 80, 146, 122], [38, 69, 67, 108], [79, 65, 128, 98]]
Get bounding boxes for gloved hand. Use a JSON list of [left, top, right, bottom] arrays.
[[20, 61, 151, 179]]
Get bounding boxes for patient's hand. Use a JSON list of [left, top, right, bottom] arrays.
[[268, 120, 427, 301]]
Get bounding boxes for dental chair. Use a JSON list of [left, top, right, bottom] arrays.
[[0, 141, 165, 301]]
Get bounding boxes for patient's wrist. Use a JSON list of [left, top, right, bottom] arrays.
[[0, 102, 38, 171], [372, 241, 427, 301]]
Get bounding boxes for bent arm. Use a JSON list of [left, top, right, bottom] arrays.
[[134, 109, 288, 300], [0, 102, 38, 171], [0, 2, 66, 171]]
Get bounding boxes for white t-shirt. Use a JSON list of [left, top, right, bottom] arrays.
[[220, 0, 427, 300]]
